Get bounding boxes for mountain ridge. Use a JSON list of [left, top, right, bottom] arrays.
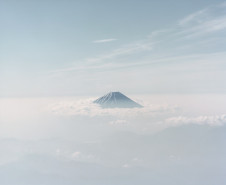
[[93, 92, 143, 108]]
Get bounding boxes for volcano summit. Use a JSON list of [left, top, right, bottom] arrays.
[[93, 92, 143, 108]]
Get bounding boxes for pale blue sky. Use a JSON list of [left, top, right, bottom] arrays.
[[1, 0, 226, 96], [1, 2, 226, 184]]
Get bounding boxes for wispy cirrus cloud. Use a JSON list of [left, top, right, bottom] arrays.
[[178, 8, 209, 26], [86, 41, 153, 63], [177, 3, 226, 37], [50, 2, 226, 75], [48, 40, 154, 74], [93, 38, 117, 43]]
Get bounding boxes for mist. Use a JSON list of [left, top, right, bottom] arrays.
[[0, 94, 226, 185]]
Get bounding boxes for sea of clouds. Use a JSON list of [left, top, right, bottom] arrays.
[[0, 94, 226, 185]]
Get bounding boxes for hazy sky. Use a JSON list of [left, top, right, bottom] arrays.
[[1, 0, 226, 96], [1, 1, 226, 184]]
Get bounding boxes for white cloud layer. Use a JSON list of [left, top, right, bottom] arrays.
[[166, 115, 226, 126], [47, 96, 226, 133], [1, 94, 226, 184], [48, 98, 177, 118]]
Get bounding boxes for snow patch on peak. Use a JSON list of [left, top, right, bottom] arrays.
[[93, 92, 143, 108]]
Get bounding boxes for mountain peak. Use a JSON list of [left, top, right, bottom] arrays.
[[93, 92, 143, 108]]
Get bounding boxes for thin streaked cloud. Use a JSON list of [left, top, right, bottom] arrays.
[[44, 2, 226, 97], [177, 3, 226, 37], [93, 38, 117, 43]]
